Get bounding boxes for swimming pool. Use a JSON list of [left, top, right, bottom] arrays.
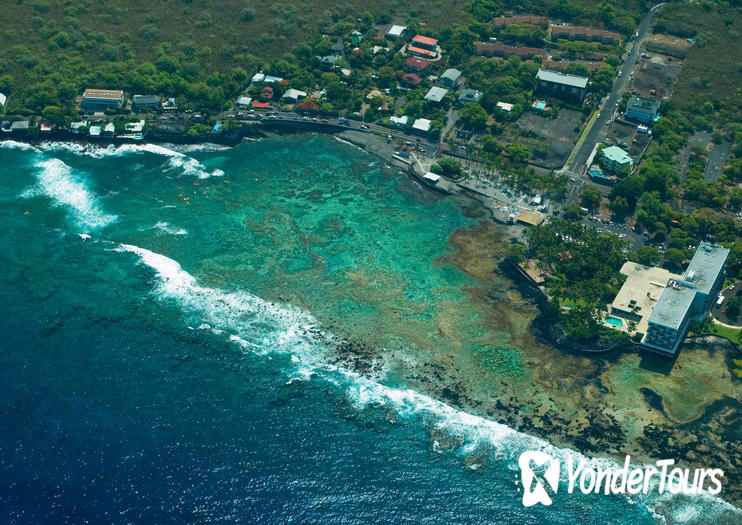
[[605, 316, 624, 327], [536, 101, 546, 110]]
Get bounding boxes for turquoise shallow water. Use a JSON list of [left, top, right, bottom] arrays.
[[0, 137, 732, 523]]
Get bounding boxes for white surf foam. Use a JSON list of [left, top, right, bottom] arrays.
[[24, 158, 117, 231], [0, 140, 40, 152], [37, 141, 224, 179], [150, 221, 188, 236], [113, 243, 741, 523]]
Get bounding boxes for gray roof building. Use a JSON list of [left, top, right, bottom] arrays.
[[536, 69, 588, 89], [424, 86, 449, 103], [440, 68, 462, 88]]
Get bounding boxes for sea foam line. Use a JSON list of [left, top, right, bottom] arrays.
[[23, 158, 117, 231], [111, 242, 741, 523], [0, 140, 40, 152], [37, 141, 225, 179]]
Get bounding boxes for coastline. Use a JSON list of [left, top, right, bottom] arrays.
[[5, 131, 742, 508]]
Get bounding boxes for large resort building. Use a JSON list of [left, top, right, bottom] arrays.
[[606, 242, 729, 356]]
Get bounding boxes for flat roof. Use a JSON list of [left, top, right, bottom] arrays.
[[424, 86, 449, 102], [627, 95, 660, 114], [516, 210, 546, 227], [282, 88, 307, 99], [412, 118, 431, 131], [387, 25, 406, 36], [132, 95, 160, 103], [684, 242, 729, 296], [602, 145, 632, 164], [423, 172, 441, 182], [609, 262, 682, 334], [536, 69, 588, 89], [83, 89, 123, 100], [412, 35, 438, 46], [647, 281, 697, 330], [390, 115, 409, 125]]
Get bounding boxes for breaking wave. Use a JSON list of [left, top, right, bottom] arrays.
[[23, 158, 117, 231], [112, 243, 740, 524], [37, 142, 224, 179]]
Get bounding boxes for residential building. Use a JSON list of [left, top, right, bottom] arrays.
[[550, 25, 621, 45], [601, 145, 633, 174], [424, 86, 449, 104], [412, 118, 432, 133], [236, 96, 252, 109], [386, 25, 406, 39], [389, 115, 409, 127], [459, 89, 482, 105], [405, 57, 430, 73], [282, 89, 307, 103], [535, 69, 588, 101], [251, 72, 283, 85], [411, 35, 437, 51], [102, 123, 115, 136], [89, 125, 102, 137], [492, 15, 549, 29], [497, 101, 514, 113], [81, 89, 123, 112], [440, 68, 462, 89], [474, 42, 546, 59], [641, 243, 729, 355], [402, 73, 422, 87], [407, 46, 437, 59], [625, 95, 660, 123], [10, 121, 29, 133], [0, 93, 6, 106]]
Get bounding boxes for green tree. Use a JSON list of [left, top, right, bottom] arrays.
[[580, 185, 603, 211]]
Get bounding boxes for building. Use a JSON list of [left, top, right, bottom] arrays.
[[601, 145, 633, 174], [411, 35, 437, 51], [282, 89, 307, 103], [497, 101, 514, 113], [516, 210, 547, 227], [10, 120, 29, 133], [103, 122, 115, 136], [407, 45, 437, 59], [89, 125, 102, 137], [412, 118, 432, 133], [641, 243, 729, 355], [440, 68, 462, 89], [625, 95, 660, 123], [389, 115, 409, 127], [459, 89, 483, 105], [252, 101, 270, 109], [606, 262, 683, 336], [386, 25, 406, 39], [535, 69, 588, 101], [236, 96, 252, 109], [474, 42, 546, 60], [402, 73, 422, 87], [81, 89, 123, 112], [0, 93, 6, 106], [405, 57, 430, 73], [493, 15, 549, 29], [424, 86, 449, 104], [550, 25, 621, 45]]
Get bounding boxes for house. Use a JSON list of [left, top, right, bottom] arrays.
[[251, 73, 283, 85], [390, 115, 409, 126], [406, 57, 430, 73], [320, 55, 340, 69], [639, 243, 729, 355], [89, 125, 102, 137], [496, 101, 514, 112], [535, 69, 588, 101], [440, 68, 462, 89], [351, 31, 363, 44], [625, 95, 660, 124], [412, 118, 432, 133], [459, 89, 482, 104], [601, 145, 633, 174], [550, 25, 621, 45], [252, 101, 270, 109], [236, 96, 252, 109], [386, 25, 406, 39], [0, 93, 6, 106], [10, 121, 29, 133], [493, 15, 549, 29], [103, 123, 115, 136], [124, 120, 145, 133], [70, 120, 89, 133], [261, 86, 274, 99], [131, 95, 160, 113], [411, 35, 437, 51], [282, 89, 307, 103], [407, 45, 437, 59], [474, 43, 547, 59], [40, 122, 55, 133], [402, 73, 422, 87], [424, 86, 449, 104], [81, 89, 124, 112], [162, 97, 177, 111]]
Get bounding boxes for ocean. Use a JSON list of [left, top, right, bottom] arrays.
[[0, 136, 736, 524]]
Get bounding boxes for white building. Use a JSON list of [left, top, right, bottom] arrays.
[[386, 25, 406, 39], [412, 118, 431, 132]]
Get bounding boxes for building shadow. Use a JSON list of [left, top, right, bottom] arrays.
[[638, 347, 679, 375]]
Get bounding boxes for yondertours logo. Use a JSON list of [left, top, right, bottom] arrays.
[[518, 451, 724, 507]]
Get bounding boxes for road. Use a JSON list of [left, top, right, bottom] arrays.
[[563, 3, 665, 176]]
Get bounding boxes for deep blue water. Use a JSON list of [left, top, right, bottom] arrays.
[[0, 138, 733, 524]]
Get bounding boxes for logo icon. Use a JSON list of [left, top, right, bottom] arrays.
[[518, 451, 560, 507]]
